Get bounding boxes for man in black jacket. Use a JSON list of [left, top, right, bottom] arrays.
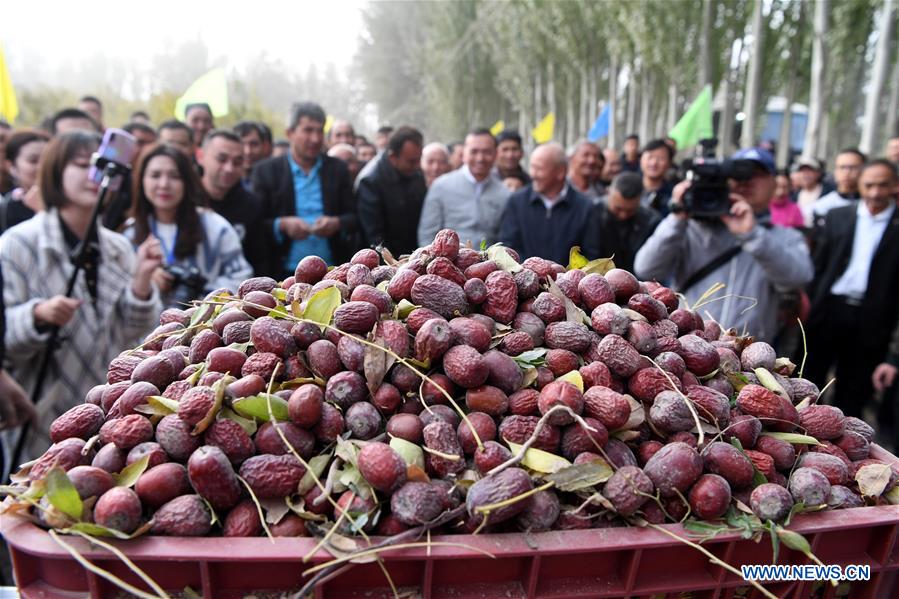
[[594, 172, 661, 272], [200, 130, 273, 278], [500, 142, 599, 264], [357, 127, 426, 256], [804, 159, 899, 417], [252, 102, 358, 276]]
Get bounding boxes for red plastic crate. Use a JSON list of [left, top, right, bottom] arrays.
[[3, 446, 898, 599]]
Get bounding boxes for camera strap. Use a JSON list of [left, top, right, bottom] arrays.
[[680, 245, 742, 294]]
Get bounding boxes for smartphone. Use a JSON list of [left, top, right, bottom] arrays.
[[90, 128, 137, 192]]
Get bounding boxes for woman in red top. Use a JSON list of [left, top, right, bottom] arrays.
[[769, 170, 804, 229]]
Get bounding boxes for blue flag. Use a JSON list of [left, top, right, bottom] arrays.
[[587, 104, 610, 142]]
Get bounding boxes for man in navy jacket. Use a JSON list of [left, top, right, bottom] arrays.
[[500, 142, 599, 264]]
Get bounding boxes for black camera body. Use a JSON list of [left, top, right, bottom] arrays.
[[673, 139, 756, 218], [164, 264, 207, 308]]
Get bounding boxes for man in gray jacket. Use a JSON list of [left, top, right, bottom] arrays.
[[634, 147, 813, 342], [417, 128, 511, 248]]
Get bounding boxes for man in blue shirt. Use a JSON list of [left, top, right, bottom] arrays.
[[252, 102, 358, 277]]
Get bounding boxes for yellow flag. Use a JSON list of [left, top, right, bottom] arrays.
[[0, 46, 19, 123], [324, 115, 335, 135], [174, 68, 229, 121], [531, 112, 555, 144], [490, 120, 505, 136]]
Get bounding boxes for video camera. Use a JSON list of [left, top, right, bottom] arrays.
[[672, 139, 756, 218], [164, 264, 207, 309]]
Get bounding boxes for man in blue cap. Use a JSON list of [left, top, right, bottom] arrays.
[[634, 147, 814, 342]]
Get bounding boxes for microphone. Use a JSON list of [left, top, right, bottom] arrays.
[[90, 128, 137, 192]]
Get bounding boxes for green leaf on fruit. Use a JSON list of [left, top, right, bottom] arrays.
[[389, 436, 425, 469], [303, 286, 342, 330], [268, 305, 290, 319], [364, 328, 396, 395], [726, 371, 750, 392], [544, 459, 612, 491], [521, 366, 539, 388], [271, 288, 288, 301], [567, 247, 615, 275], [220, 407, 258, 436], [557, 370, 584, 392], [192, 377, 226, 435], [754, 368, 789, 400], [297, 454, 332, 496], [856, 463, 893, 497], [620, 394, 645, 431], [394, 299, 419, 320], [506, 441, 570, 473], [724, 506, 763, 539], [775, 526, 813, 556], [546, 276, 591, 326], [376, 280, 390, 293], [114, 455, 150, 488], [512, 349, 547, 367], [759, 432, 821, 445], [884, 486, 899, 505], [45, 467, 83, 521], [137, 395, 179, 416], [232, 394, 290, 421], [479, 239, 487, 251], [486, 244, 523, 273]]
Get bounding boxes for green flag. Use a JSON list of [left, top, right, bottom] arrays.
[[668, 85, 713, 152], [174, 68, 229, 121]]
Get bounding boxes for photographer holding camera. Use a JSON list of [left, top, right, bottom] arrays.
[[634, 146, 814, 342], [125, 144, 252, 308]]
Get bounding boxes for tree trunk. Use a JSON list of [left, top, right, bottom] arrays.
[[580, 73, 589, 140], [718, 38, 741, 159], [626, 65, 638, 136], [535, 69, 543, 125], [776, 81, 796, 168], [885, 46, 899, 144], [639, 69, 652, 142], [608, 54, 618, 148], [566, 71, 576, 146], [589, 65, 598, 125], [699, 0, 714, 94], [803, 0, 829, 159], [667, 82, 679, 132], [547, 62, 557, 143], [740, 0, 765, 148], [860, 0, 895, 154]]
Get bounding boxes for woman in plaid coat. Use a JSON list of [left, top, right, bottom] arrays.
[[0, 131, 162, 472]]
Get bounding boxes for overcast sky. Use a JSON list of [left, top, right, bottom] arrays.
[[2, 0, 367, 86]]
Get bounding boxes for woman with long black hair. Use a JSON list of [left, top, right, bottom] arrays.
[[124, 143, 251, 307]]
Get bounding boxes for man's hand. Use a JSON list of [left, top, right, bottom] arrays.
[[721, 194, 756, 235], [872, 363, 898, 392], [312, 216, 341, 238], [670, 180, 691, 220], [279, 216, 311, 241], [0, 370, 36, 431], [33, 296, 82, 327]]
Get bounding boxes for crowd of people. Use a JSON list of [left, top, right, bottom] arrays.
[[0, 95, 898, 475]]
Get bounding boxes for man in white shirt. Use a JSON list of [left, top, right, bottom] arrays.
[[417, 129, 511, 248], [804, 159, 899, 418]]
